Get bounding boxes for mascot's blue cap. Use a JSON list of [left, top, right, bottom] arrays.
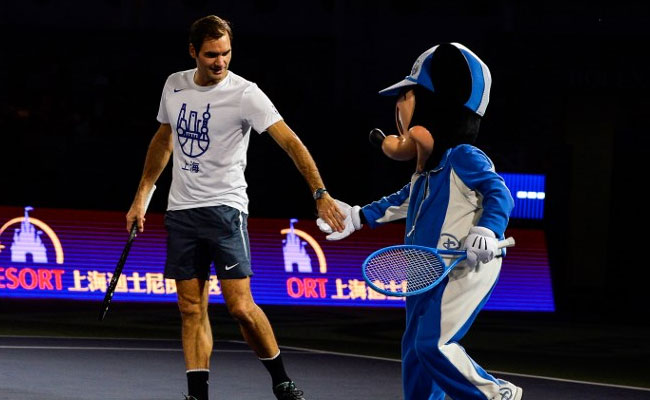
[[378, 42, 491, 117]]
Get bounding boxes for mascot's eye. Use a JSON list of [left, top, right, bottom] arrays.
[[395, 89, 415, 136], [395, 104, 405, 135]]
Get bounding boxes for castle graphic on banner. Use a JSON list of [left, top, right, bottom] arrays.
[[10, 207, 48, 263], [282, 218, 313, 273]]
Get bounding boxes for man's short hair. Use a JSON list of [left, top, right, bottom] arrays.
[[189, 15, 233, 53]]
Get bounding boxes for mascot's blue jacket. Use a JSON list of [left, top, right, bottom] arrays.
[[362, 144, 514, 249]]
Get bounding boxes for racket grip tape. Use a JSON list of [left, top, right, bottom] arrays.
[[143, 185, 156, 211], [498, 236, 515, 248]]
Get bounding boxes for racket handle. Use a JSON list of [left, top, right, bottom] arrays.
[[498, 236, 515, 248], [130, 185, 156, 235], [143, 185, 156, 211]]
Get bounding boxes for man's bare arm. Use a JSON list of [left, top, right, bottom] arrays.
[[126, 123, 173, 232], [266, 120, 345, 232]]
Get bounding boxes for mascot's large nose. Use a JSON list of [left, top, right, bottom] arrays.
[[369, 126, 433, 171], [369, 127, 419, 161], [381, 134, 417, 161]]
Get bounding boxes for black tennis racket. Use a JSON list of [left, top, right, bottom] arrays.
[[98, 185, 156, 321], [362, 236, 515, 297]]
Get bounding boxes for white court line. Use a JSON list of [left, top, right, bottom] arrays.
[[0, 345, 246, 352], [0, 345, 297, 354], [489, 370, 650, 392], [0, 334, 181, 342], [2, 337, 649, 392], [238, 340, 402, 363]]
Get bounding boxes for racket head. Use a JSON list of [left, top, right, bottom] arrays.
[[362, 245, 466, 297]]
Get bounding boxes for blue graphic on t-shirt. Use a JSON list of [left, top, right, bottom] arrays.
[[182, 161, 200, 173], [176, 103, 210, 157]]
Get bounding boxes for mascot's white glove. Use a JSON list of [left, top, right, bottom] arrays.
[[316, 199, 362, 240], [462, 226, 499, 268]]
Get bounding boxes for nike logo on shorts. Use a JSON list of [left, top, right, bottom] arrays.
[[173, 88, 185, 92], [225, 263, 239, 271]]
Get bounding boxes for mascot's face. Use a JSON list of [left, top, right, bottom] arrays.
[[381, 88, 434, 172]]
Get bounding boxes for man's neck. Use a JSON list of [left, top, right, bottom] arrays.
[[193, 70, 228, 87]]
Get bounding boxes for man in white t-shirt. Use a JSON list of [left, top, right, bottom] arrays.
[[125, 15, 345, 400]]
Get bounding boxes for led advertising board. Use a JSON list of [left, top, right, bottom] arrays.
[[501, 173, 545, 220], [0, 206, 554, 311]]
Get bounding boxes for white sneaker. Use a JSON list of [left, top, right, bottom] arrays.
[[492, 381, 523, 400]]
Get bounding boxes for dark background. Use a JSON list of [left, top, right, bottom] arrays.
[[2, 0, 649, 328]]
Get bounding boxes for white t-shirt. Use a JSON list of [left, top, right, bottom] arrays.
[[157, 69, 283, 213]]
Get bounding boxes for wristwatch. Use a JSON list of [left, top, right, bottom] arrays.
[[313, 188, 328, 200]]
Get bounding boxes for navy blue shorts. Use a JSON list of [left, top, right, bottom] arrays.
[[163, 205, 253, 280]]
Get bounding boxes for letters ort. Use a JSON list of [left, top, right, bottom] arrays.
[[286, 277, 328, 298]]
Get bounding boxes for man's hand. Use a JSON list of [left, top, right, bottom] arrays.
[[316, 194, 347, 233], [316, 199, 362, 240], [462, 226, 498, 268], [125, 185, 157, 233], [126, 201, 146, 233]]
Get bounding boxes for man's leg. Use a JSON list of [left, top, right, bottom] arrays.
[[177, 278, 212, 400], [221, 277, 280, 357], [221, 277, 304, 399]]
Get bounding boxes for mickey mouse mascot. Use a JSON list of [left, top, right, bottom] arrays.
[[318, 43, 521, 400]]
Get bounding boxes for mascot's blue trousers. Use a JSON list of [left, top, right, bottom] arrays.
[[401, 257, 505, 400]]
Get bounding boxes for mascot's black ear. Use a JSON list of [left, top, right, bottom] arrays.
[[428, 43, 472, 106]]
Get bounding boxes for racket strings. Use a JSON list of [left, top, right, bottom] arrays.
[[365, 248, 446, 294]]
